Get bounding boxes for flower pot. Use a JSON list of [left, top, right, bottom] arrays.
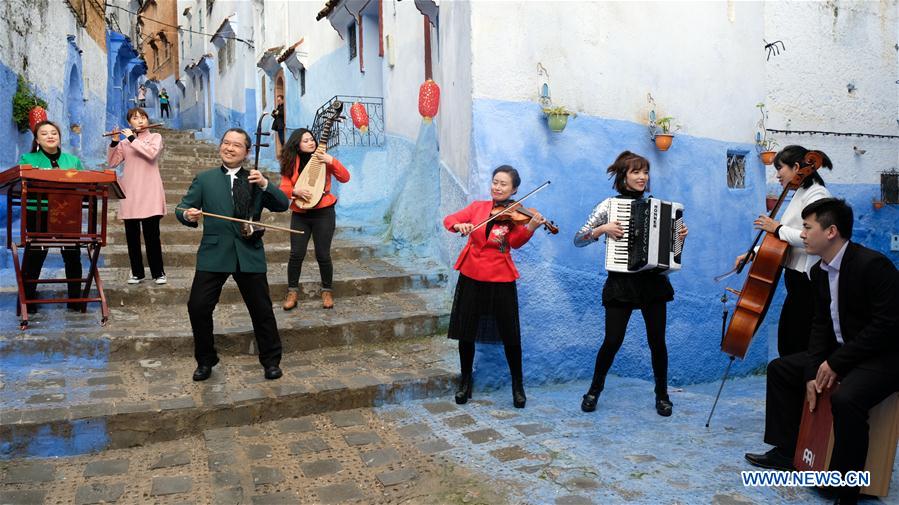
[[873, 200, 885, 210], [766, 196, 779, 212], [547, 113, 569, 133], [654, 134, 674, 151], [760, 151, 777, 165]]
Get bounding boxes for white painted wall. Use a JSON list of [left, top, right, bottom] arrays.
[[469, 1, 765, 144], [763, 0, 898, 185], [381, 0, 429, 141]]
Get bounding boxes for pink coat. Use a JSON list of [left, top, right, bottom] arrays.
[[107, 131, 167, 219]]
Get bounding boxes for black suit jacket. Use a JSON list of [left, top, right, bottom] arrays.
[[805, 241, 899, 380]]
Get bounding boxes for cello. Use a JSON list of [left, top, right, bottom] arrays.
[[720, 151, 825, 358]]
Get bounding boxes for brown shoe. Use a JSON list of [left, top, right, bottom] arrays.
[[282, 290, 298, 310], [322, 291, 334, 309]]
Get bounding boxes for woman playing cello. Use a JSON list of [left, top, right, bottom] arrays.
[[733, 145, 833, 356]]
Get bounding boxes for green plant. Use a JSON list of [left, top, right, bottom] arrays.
[[543, 105, 576, 117], [755, 102, 777, 151], [12, 74, 47, 132], [655, 116, 677, 134]]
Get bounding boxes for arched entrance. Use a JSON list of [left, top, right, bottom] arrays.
[[65, 65, 84, 153], [274, 69, 286, 157]]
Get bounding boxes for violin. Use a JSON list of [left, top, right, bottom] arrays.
[[720, 151, 825, 359], [491, 200, 559, 234]]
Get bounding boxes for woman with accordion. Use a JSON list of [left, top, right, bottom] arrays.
[[573, 151, 688, 417]]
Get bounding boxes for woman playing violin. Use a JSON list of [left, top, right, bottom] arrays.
[[574, 151, 688, 417], [443, 165, 547, 409], [733, 145, 832, 357]]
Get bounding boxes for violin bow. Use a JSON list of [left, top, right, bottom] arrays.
[[468, 180, 551, 235]]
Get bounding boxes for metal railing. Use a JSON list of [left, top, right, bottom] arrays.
[[311, 95, 385, 149]]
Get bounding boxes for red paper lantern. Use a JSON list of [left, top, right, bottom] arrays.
[[350, 102, 369, 134], [418, 79, 440, 123], [29, 106, 48, 132]]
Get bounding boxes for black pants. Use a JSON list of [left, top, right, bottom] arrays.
[[187, 270, 282, 367], [588, 302, 669, 398], [22, 211, 82, 306], [458, 340, 523, 381], [287, 207, 336, 290], [765, 352, 899, 500], [160, 103, 170, 117], [273, 127, 285, 145], [777, 269, 814, 356], [124, 216, 165, 279]]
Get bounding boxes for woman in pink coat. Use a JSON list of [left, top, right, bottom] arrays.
[[107, 107, 167, 284]]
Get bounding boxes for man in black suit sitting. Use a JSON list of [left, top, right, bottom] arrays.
[[744, 198, 899, 504]]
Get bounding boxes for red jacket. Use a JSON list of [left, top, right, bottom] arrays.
[[443, 200, 535, 282], [279, 157, 350, 213]]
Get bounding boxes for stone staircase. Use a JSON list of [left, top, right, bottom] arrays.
[[0, 128, 455, 459]]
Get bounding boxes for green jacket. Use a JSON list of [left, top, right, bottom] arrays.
[[18, 150, 85, 210], [18, 150, 85, 170], [176, 167, 290, 273]]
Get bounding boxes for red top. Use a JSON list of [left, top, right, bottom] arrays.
[[443, 200, 535, 282], [278, 157, 350, 213]]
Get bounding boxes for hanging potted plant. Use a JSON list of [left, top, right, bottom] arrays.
[[12, 74, 48, 132], [652, 116, 677, 151], [755, 103, 778, 165], [542, 105, 576, 133]]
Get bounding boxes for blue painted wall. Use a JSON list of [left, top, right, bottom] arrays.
[[456, 99, 899, 389]]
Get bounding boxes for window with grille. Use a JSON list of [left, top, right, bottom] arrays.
[[882, 170, 899, 204], [347, 22, 357, 61], [727, 152, 746, 189], [300, 68, 306, 96]]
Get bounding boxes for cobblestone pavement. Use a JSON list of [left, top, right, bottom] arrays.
[[0, 408, 508, 505], [4, 374, 897, 504]]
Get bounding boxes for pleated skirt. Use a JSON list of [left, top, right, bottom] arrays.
[[447, 273, 520, 345]]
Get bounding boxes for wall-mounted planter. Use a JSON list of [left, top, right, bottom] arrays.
[[873, 199, 885, 210], [654, 134, 674, 151], [547, 113, 570, 133], [759, 150, 777, 165]]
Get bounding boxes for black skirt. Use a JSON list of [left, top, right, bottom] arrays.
[[602, 271, 674, 308], [448, 273, 520, 345]]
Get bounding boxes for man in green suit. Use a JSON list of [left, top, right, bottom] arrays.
[[176, 128, 291, 381]]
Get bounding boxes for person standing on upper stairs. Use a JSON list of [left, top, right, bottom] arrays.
[[106, 107, 168, 285], [278, 128, 350, 312]]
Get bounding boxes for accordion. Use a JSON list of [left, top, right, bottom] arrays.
[[605, 197, 684, 274]]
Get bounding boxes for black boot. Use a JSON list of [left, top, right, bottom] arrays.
[[511, 375, 526, 409], [655, 395, 673, 417], [581, 387, 601, 412], [454, 374, 472, 405]]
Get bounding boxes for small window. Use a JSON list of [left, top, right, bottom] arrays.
[[882, 170, 899, 204], [347, 22, 357, 60], [300, 67, 306, 96], [727, 152, 746, 189]]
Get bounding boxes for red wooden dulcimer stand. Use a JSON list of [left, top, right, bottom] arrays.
[[0, 165, 124, 329], [705, 152, 824, 426]]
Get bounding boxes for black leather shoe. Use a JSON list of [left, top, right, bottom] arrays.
[[512, 377, 526, 409], [656, 397, 673, 417], [744, 447, 794, 471], [193, 365, 213, 381], [264, 366, 283, 380], [455, 374, 472, 405], [581, 393, 599, 412]]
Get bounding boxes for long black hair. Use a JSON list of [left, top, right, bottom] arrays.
[[773, 145, 833, 189], [280, 128, 316, 177], [30, 120, 63, 153]]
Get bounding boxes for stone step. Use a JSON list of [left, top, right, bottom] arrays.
[[0, 256, 448, 309], [0, 287, 449, 360], [0, 337, 455, 458], [103, 223, 366, 246], [100, 241, 386, 267]]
